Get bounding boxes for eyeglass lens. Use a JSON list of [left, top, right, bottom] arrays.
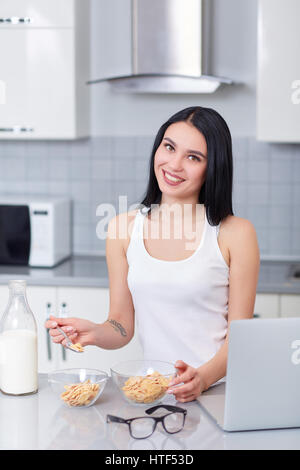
[[130, 417, 156, 439], [163, 412, 185, 433], [130, 412, 185, 438]]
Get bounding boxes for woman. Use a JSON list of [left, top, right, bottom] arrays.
[[45, 106, 260, 403]]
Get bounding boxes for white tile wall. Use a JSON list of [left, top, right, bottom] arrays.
[[0, 136, 299, 257]]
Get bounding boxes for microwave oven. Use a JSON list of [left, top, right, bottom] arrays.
[[0, 195, 71, 267]]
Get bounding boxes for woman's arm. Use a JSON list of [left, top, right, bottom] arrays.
[[93, 211, 137, 348], [168, 217, 260, 402], [45, 211, 137, 350], [199, 217, 260, 389]]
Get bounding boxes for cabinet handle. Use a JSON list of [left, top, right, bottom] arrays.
[[60, 303, 68, 361], [0, 17, 33, 24], [62, 345, 67, 361], [0, 127, 34, 133], [46, 303, 52, 361]]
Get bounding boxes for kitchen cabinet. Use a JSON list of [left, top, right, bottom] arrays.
[[0, 0, 89, 139], [0, 285, 59, 373], [26, 287, 60, 373], [0, 0, 75, 28], [0, 284, 143, 374], [254, 293, 300, 319], [257, 0, 300, 142], [280, 295, 300, 318], [0, 281, 298, 374], [56, 287, 144, 373], [254, 293, 280, 319]]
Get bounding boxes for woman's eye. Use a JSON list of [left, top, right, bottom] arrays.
[[163, 144, 201, 161], [188, 155, 201, 162], [165, 144, 174, 151]]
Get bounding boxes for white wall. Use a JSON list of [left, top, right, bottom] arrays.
[[89, 0, 258, 137]]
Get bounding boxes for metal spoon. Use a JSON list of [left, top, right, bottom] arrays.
[[55, 325, 83, 353]]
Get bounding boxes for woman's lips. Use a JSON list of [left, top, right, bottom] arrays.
[[162, 169, 186, 186]]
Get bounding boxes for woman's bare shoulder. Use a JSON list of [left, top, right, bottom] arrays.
[[107, 209, 140, 252], [221, 214, 256, 233], [120, 209, 140, 252], [108, 209, 139, 231], [117, 208, 140, 226], [221, 214, 258, 253], [221, 215, 254, 230]]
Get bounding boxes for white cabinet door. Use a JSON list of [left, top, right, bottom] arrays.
[[0, 28, 75, 139], [280, 295, 300, 318], [254, 293, 280, 319], [257, 0, 300, 142], [0, 29, 30, 134], [0, 0, 89, 139], [26, 286, 59, 373], [56, 287, 143, 374], [0, 0, 75, 28], [0, 284, 58, 373]]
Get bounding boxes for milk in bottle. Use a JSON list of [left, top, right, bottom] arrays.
[[0, 280, 38, 395]]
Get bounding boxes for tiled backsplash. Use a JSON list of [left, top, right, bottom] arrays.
[[0, 136, 299, 258]]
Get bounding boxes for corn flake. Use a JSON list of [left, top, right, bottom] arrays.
[[69, 342, 84, 352], [122, 371, 172, 404], [61, 379, 100, 407]]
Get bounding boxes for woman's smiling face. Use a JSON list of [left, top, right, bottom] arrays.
[[154, 121, 208, 201]]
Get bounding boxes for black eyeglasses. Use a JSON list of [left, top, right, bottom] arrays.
[[106, 405, 187, 440]]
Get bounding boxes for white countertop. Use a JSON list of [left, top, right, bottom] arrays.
[[0, 256, 299, 294], [1, 374, 300, 450]]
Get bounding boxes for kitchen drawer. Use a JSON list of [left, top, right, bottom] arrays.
[[280, 295, 300, 318]]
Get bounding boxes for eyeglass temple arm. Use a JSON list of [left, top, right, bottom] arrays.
[[145, 404, 186, 415], [106, 414, 130, 424]]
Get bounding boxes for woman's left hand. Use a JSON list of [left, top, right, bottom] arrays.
[[167, 360, 207, 403]]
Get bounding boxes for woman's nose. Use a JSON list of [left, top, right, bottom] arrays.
[[168, 153, 184, 171]]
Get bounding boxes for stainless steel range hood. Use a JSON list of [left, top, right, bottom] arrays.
[[88, 0, 233, 93]]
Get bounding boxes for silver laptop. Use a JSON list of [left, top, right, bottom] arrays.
[[197, 318, 300, 431]]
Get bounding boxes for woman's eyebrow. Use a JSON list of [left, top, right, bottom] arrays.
[[163, 136, 207, 159]]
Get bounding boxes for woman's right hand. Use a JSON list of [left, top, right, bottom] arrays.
[[45, 315, 97, 347]]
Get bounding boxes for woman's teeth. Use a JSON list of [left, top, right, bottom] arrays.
[[163, 170, 185, 184]]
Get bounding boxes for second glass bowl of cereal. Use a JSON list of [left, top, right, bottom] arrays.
[[110, 360, 176, 406], [48, 368, 108, 408]]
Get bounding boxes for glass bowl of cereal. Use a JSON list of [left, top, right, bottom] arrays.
[[110, 360, 176, 406], [48, 368, 108, 408]]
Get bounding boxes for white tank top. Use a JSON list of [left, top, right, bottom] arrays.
[[126, 206, 229, 368]]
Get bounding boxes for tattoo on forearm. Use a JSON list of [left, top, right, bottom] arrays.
[[107, 319, 127, 337]]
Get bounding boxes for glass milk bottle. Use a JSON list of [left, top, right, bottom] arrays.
[[0, 280, 38, 395]]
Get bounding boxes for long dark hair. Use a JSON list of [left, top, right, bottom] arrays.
[[140, 106, 234, 226]]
